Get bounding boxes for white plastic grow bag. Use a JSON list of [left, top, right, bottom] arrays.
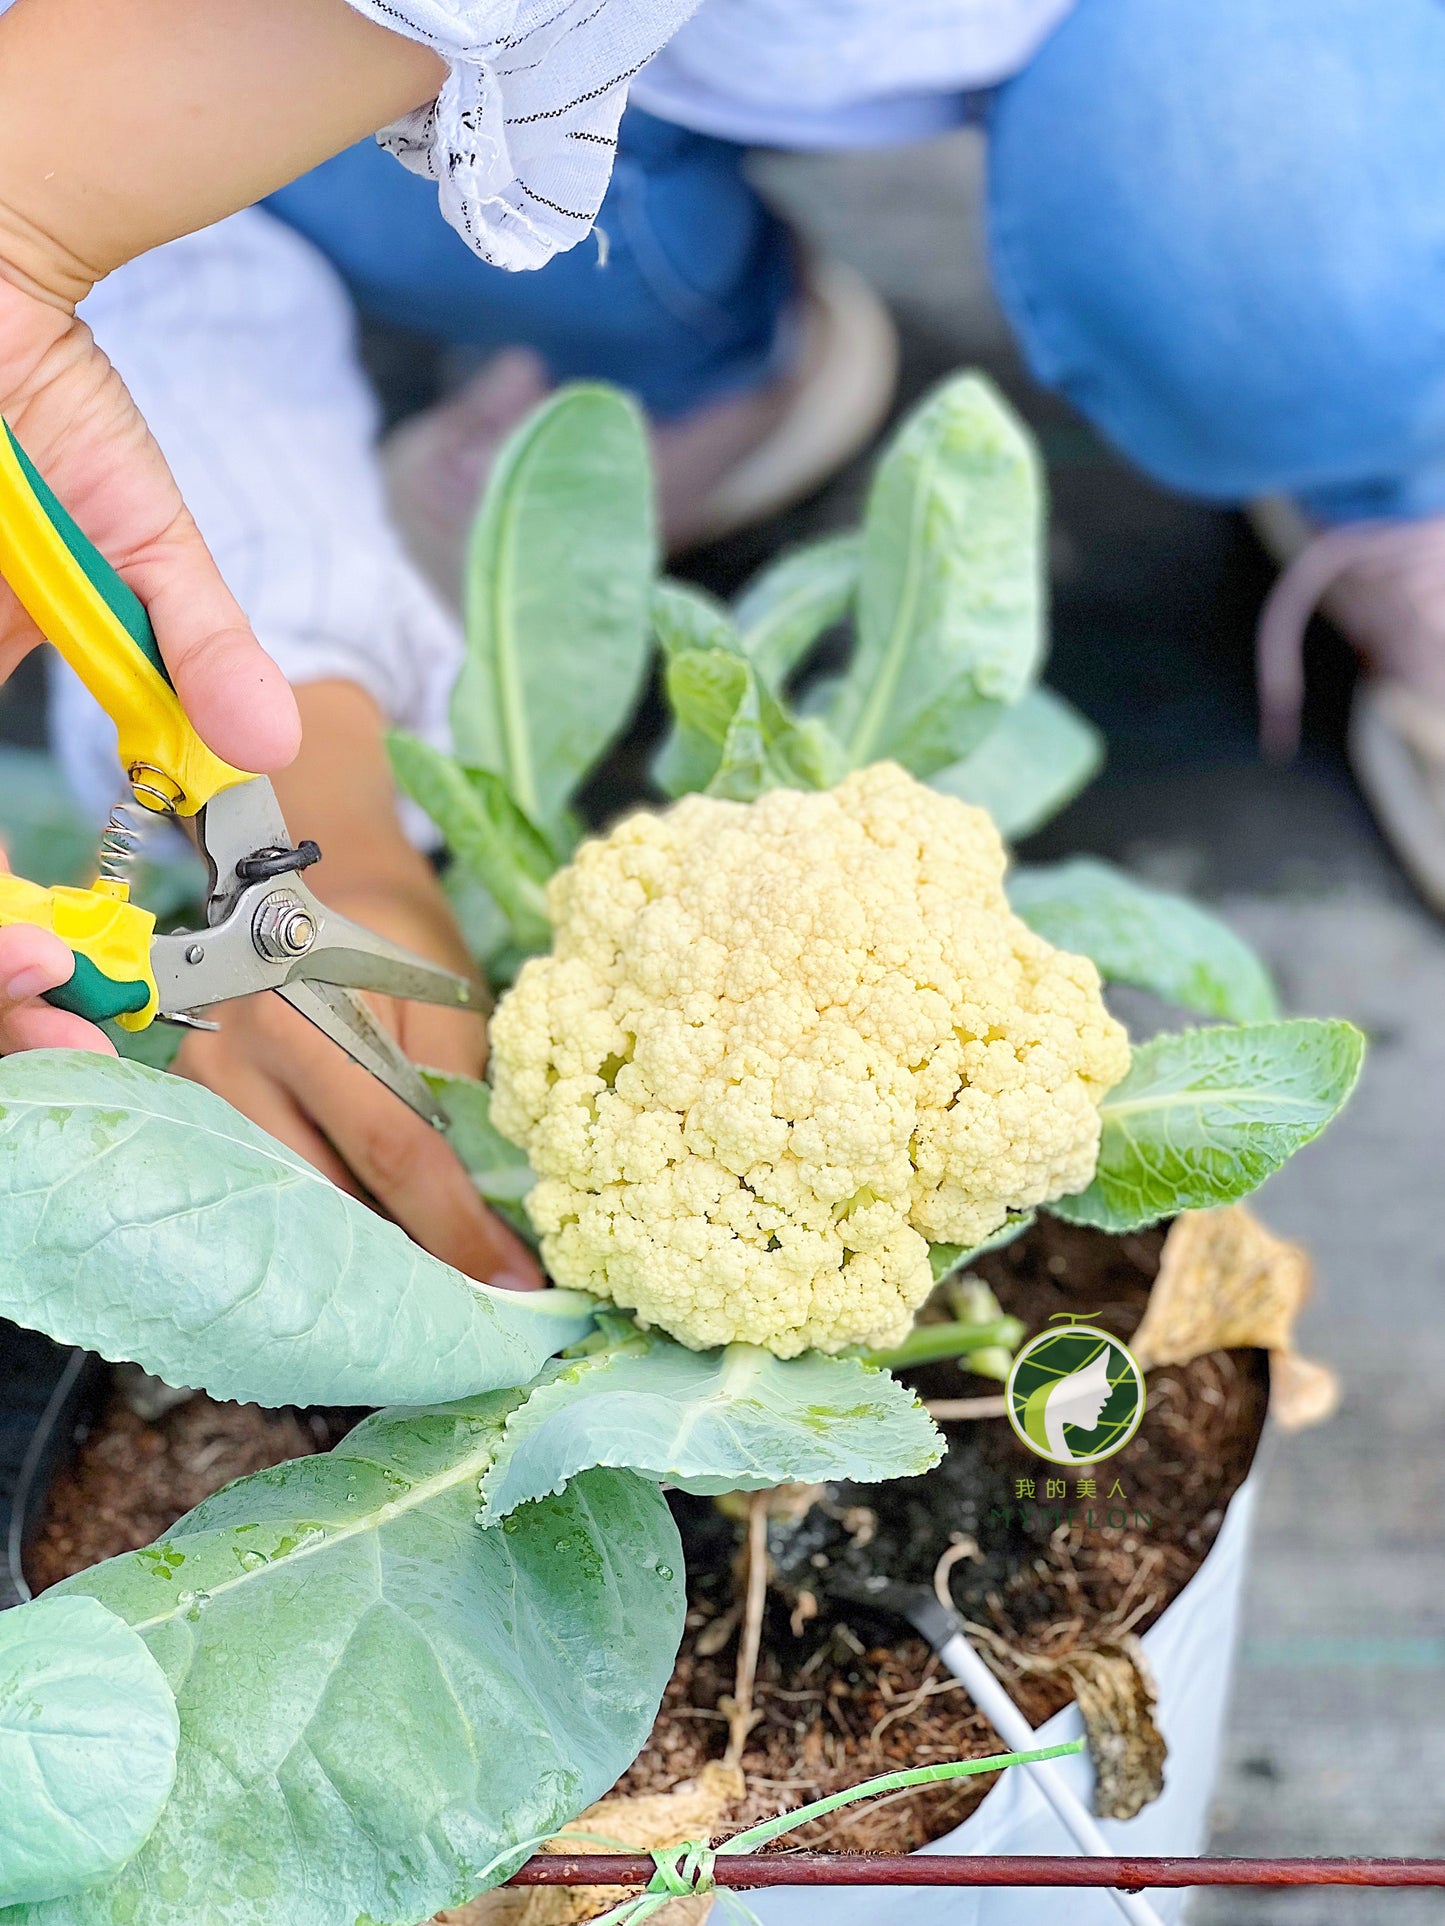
[[746, 1473, 1259, 1926]]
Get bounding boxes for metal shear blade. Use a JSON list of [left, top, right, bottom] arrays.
[[150, 777, 476, 1127], [275, 980, 451, 1129]]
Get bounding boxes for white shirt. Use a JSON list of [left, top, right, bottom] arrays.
[[632, 0, 1077, 149], [343, 0, 1075, 264]]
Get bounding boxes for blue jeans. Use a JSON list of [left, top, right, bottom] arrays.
[[267, 0, 1445, 520], [265, 111, 795, 420]]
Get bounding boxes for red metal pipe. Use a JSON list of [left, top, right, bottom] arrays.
[[506, 1854, 1445, 1889]]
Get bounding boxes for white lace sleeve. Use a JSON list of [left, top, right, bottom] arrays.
[[342, 0, 702, 270]]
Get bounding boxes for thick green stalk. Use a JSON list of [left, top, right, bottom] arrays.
[[865, 1314, 1026, 1373]]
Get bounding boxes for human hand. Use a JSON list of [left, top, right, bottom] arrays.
[[173, 680, 542, 1291], [0, 271, 302, 1062], [174, 867, 542, 1290], [0, 274, 302, 774]]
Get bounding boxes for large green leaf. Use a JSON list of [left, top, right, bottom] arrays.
[[388, 730, 555, 951], [3, 1402, 683, 1926], [929, 687, 1102, 839], [0, 1596, 178, 1907], [830, 374, 1044, 778], [1008, 858, 1279, 1022], [0, 1052, 595, 1406], [476, 1330, 943, 1521], [451, 385, 656, 824], [1053, 1019, 1365, 1231], [424, 1068, 537, 1245], [733, 532, 860, 688]]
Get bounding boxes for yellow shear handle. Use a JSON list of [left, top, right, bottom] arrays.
[[0, 421, 246, 816], [0, 874, 158, 1029]]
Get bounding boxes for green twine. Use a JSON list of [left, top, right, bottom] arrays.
[[644, 1839, 718, 1902], [579, 1740, 1085, 1926]]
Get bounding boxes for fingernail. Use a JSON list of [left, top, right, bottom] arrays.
[[493, 1270, 542, 1293], [5, 965, 60, 1001]]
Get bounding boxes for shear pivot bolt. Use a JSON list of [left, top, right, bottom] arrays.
[[253, 891, 317, 961]]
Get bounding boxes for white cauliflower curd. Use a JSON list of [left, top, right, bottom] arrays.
[[489, 763, 1130, 1356]]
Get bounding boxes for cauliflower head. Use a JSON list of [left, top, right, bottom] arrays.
[[489, 763, 1130, 1357]]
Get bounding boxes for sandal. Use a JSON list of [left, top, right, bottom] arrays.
[[1253, 497, 1445, 912], [383, 252, 900, 606]]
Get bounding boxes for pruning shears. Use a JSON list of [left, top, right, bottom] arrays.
[[0, 421, 474, 1127]]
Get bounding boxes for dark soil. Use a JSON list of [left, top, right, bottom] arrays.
[[25, 1395, 361, 1593], [23, 1217, 1268, 1860]]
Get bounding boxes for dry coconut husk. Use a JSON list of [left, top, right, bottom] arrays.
[[964, 1623, 1166, 1821], [435, 1763, 744, 1926], [1131, 1206, 1339, 1430]]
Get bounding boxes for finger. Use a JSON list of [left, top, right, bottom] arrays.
[[130, 506, 302, 774], [470, 1212, 545, 1291], [0, 921, 76, 998], [378, 1006, 540, 1284], [0, 1000, 118, 1055], [0, 924, 115, 1054], [333, 1093, 542, 1287], [283, 1042, 542, 1286], [1, 305, 302, 774]]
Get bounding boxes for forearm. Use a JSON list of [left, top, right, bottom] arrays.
[[0, 0, 444, 307]]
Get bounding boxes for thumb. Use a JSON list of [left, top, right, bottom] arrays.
[[126, 506, 301, 776], [0, 283, 302, 777]]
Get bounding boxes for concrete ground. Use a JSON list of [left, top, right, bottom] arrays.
[[740, 132, 1445, 1923], [0, 126, 1440, 1923]]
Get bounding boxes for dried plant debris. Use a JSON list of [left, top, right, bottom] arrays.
[[440, 1763, 743, 1926], [1132, 1206, 1339, 1429], [1065, 1637, 1167, 1820], [966, 1627, 1165, 1820]]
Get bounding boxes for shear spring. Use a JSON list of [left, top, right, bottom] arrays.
[[97, 762, 182, 887], [96, 798, 148, 887], [127, 761, 184, 814]]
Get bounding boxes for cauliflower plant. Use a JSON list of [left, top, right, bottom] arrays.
[[489, 764, 1130, 1357]]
